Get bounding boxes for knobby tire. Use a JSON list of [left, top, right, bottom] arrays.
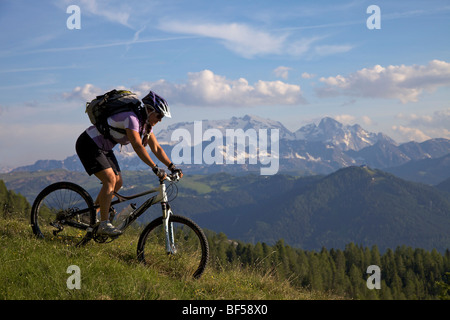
[[30, 182, 96, 246], [137, 215, 209, 279]]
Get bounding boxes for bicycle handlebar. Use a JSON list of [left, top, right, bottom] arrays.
[[164, 172, 180, 182]]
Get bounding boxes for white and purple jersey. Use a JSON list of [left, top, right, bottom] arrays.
[[86, 111, 150, 150]]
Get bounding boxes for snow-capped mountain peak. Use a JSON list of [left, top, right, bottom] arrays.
[[156, 114, 295, 144], [294, 116, 392, 151], [154, 114, 392, 152]]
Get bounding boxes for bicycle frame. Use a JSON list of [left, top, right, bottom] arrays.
[[89, 175, 178, 254]]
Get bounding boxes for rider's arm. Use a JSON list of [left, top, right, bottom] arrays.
[[148, 133, 183, 178], [126, 128, 158, 169], [146, 132, 172, 168]]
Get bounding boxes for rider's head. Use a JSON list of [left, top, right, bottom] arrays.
[[142, 91, 171, 121]]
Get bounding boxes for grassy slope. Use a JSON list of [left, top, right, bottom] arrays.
[[0, 216, 337, 300]]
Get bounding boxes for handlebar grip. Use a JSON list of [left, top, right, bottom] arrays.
[[167, 172, 180, 181]]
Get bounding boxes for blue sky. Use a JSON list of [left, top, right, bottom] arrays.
[[1, 0, 450, 168]]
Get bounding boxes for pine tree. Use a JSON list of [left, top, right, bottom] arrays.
[[331, 249, 350, 296], [308, 252, 324, 292], [319, 247, 334, 291], [348, 264, 365, 299], [0, 180, 30, 219], [295, 249, 310, 287], [380, 280, 393, 300], [437, 272, 450, 300], [403, 269, 418, 299], [391, 273, 404, 299]]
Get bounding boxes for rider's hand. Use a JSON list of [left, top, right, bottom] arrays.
[[168, 163, 183, 178], [152, 165, 167, 180]]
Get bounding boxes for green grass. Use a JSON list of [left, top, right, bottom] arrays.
[[0, 216, 337, 300], [178, 175, 214, 194]]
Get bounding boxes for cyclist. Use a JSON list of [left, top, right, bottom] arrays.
[[75, 91, 182, 236]]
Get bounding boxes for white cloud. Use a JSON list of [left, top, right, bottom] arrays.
[[158, 20, 348, 59], [63, 70, 306, 107], [317, 60, 450, 103], [396, 109, 450, 128], [64, 0, 131, 27], [391, 125, 431, 142], [301, 72, 316, 79], [62, 84, 103, 101], [394, 108, 450, 141], [334, 114, 356, 125], [273, 66, 292, 80], [26, 35, 199, 55], [159, 21, 286, 58], [285, 37, 322, 57], [314, 44, 353, 56], [333, 114, 373, 126], [137, 70, 305, 107], [360, 115, 373, 126]]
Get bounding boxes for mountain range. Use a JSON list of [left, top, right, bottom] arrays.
[[9, 114, 450, 184]]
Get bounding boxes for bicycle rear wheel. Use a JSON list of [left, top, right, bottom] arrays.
[[137, 215, 209, 279], [30, 182, 96, 246]]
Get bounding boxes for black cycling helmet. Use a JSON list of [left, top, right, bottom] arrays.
[[142, 91, 171, 118]]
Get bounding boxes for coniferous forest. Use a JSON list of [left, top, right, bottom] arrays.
[[207, 232, 450, 300]]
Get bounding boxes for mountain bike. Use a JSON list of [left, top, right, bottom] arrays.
[[30, 173, 209, 279]]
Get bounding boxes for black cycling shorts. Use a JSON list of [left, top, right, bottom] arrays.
[[76, 131, 121, 176]]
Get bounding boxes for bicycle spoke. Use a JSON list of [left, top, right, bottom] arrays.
[[31, 182, 95, 246], [137, 215, 209, 279]]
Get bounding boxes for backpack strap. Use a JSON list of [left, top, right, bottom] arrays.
[[108, 126, 127, 135], [105, 107, 145, 144]]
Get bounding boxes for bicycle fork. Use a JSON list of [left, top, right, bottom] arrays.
[[161, 202, 177, 254]]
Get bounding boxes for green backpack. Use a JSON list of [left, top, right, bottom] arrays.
[[85, 89, 145, 139]]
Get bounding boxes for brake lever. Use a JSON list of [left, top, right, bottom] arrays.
[[163, 172, 179, 182]]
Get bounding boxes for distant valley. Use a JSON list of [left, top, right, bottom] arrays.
[[2, 166, 450, 253]]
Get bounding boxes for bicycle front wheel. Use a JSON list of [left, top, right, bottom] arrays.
[[30, 182, 96, 246], [137, 215, 209, 279]]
